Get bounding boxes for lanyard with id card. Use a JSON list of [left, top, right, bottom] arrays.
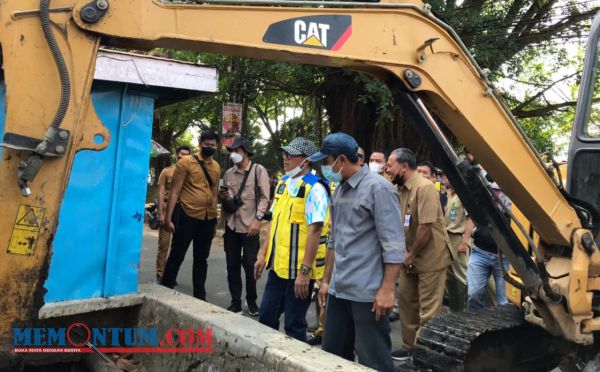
[[404, 204, 411, 227]]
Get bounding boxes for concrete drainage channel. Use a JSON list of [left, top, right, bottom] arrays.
[[12, 284, 372, 372]]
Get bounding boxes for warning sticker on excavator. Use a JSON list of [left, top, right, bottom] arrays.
[[8, 205, 45, 255]]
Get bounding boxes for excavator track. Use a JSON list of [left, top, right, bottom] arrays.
[[409, 305, 570, 372]]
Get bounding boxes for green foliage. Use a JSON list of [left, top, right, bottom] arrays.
[[279, 115, 325, 146], [173, 129, 197, 152], [584, 45, 600, 138], [353, 72, 394, 128], [154, 49, 327, 174], [152, 0, 598, 161], [518, 111, 574, 156], [252, 140, 282, 177]]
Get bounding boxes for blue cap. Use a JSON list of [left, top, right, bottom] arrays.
[[308, 132, 359, 163]]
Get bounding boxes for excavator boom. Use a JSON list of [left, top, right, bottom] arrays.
[[73, 0, 582, 244]]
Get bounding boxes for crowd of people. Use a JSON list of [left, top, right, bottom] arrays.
[[154, 130, 513, 371]]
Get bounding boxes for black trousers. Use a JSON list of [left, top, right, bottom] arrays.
[[161, 208, 216, 300], [224, 226, 260, 305], [322, 294, 394, 372]]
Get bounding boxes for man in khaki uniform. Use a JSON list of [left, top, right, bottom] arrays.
[[386, 148, 452, 360], [442, 176, 473, 312], [155, 145, 191, 283], [163, 130, 221, 300]]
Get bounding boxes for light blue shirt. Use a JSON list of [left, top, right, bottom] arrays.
[[269, 173, 329, 225]]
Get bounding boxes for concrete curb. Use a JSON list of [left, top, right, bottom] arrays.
[[138, 283, 373, 371], [38, 293, 143, 319]]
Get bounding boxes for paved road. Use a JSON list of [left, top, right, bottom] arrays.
[[139, 225, 403, 350], [139, 226, 269, 314]]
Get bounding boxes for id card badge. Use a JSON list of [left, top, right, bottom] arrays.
[[404, 213, 411, 227]]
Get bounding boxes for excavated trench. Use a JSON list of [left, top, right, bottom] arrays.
[[4, 284, 370, 372]]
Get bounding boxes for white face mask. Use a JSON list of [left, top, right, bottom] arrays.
[[285, 160, 306, 178], [230, 152, 243, 165], [369, 162, 383, 173]]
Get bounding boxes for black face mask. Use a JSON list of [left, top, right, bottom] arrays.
[[392, 174, 404, 186], [201, 146, 215, 157]]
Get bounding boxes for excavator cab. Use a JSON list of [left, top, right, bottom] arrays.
[[569, 11, 600, 245]]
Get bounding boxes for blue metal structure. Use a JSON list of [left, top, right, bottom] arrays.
[[0, 81, 155, 302], [45, 82, 155, 301], [0, 50, 218, 304]]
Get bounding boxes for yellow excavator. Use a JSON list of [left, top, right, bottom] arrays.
[[0, 0, 598, 370]]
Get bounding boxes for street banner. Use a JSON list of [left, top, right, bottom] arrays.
[[222, 103, 243, 147]]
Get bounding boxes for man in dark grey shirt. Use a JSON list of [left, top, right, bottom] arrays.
[[309, 133, 405, 372]]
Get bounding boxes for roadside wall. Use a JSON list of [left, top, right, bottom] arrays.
[[137, 284, 373, 372]]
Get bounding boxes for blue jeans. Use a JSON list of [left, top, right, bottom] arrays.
[[258, 270, 314, 342], [467, 247, 510, 311]]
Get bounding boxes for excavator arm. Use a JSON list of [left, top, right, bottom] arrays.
[[0, 0, 597, 352], [72, 0, 583, 244]]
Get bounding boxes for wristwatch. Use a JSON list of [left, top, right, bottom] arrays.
[[256, 214, 264, 221], [300, 264, 312, 276]]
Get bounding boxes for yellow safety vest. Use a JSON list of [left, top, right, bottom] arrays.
[[266, 173, 330, 280]]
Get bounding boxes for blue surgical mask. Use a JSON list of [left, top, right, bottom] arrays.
[[321, 157, 343, 183], [286, 160, 306, 178]]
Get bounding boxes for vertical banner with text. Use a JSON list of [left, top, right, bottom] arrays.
[[222, 103, 243, 147]]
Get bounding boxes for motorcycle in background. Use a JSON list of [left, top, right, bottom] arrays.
[[145, 201, 159, 230]]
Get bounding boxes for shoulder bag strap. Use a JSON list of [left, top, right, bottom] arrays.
[[192, 155, 215, 191], [254, 165, 261, 212], [237, 163, 254, 199]]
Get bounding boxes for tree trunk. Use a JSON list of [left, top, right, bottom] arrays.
[[151, 110, 174, 152], [322, 72, 433, 161], [315, 96, 323, 146], [322, 72, 376, 152]]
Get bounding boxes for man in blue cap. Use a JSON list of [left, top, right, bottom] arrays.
[[312, 132, 405, 372]]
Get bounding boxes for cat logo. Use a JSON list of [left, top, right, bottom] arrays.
[[294, 20, 330, 47], [263, 15, 352, 51]]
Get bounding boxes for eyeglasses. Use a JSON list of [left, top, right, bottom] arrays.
[[357, 153, 365, 159], [281, 152, 303, 160]]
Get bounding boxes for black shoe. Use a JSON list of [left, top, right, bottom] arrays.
[[306, 334, 322, 346], [388, 311, 400, 322], [247, 301, 259, 316], [227, 303, 242, 314], [155, 275, 162, 284], [391, 349, 412, 361]]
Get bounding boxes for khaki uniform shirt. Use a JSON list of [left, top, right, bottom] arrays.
[[445, 192, 469, 234], [158, 166, 175, 203], [224, 161, 271, 233], [172, 154, 221, 220], [400, 172, 452, 273]]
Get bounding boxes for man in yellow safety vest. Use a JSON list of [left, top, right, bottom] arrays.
[[254, 137, 330, 342]]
